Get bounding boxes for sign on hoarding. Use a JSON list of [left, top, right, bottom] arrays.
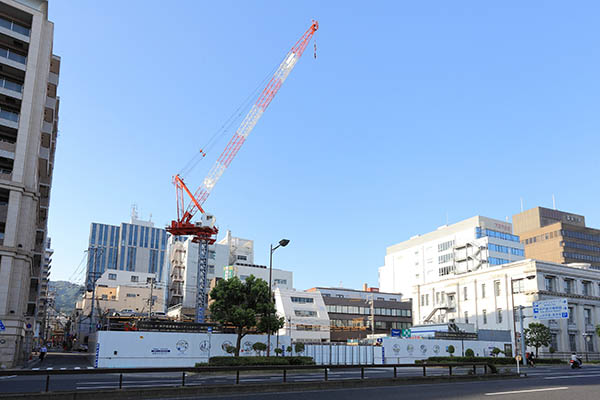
[[391, 329, 401, 337], [533, 298, 569, 320]]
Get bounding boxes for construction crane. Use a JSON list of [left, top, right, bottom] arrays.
[[166, 20, 319, 323]]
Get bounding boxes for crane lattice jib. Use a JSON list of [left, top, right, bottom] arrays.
[[178, 21, 318, 223]]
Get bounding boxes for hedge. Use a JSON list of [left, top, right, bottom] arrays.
[[418, 356, 564, 365], [205, 356, 315, 366]]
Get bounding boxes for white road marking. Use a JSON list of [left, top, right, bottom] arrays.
[[544, 373, 600, 380], [0, 375, 16, 380], [74, 367, 81, 370], [60, 367, 66, 370], [46, 367, 53, 370], [31, 368, 39, 370], [485, 387, 569, 396]]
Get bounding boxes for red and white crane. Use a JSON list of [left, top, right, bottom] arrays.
[[166, 21, 318, 322]]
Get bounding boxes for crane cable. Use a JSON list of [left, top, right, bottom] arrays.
[[177, 54, 286, 178]]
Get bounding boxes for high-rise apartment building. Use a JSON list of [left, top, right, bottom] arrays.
[[513, 207, 600, 270], [86, 211, 169, 287], [0, 0, 59, 368], [378, 216, 525, 299]]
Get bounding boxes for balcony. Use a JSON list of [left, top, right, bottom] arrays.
[[0, 16, 30, 41], [0, 78, 23, 99], [0, 167, 11, 181], [0, 47, 26, 70], [0, 108, 18, 129]]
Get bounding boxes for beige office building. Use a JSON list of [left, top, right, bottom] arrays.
[[513, 207, 600, 270], [0, 0, 59, 368]]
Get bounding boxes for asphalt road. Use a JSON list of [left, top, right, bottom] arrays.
[[2, 353, 599, 399]]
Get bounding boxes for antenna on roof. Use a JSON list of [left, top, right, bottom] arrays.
[[520, 198, 524, 212], [552, 194, 557, 210]]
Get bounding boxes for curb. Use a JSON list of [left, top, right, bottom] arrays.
[[0, 373, 520, 400]]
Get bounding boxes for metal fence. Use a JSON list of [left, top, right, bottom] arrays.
[[541, 352, 600, 362], [0, 362, 495, 393]]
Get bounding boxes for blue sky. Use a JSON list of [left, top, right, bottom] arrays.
[[48, 1, 600, 289]]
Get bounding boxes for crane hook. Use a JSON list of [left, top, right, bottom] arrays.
[[314, 41, 317, 59]]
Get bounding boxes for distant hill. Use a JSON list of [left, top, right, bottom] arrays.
[[49, 281, 83, 314]]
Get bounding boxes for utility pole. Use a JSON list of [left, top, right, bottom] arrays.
[[148, 277, 155, 318], [370, 294, 375, 336], [88, 247, 103, 334], [519, 306, 526, 366]]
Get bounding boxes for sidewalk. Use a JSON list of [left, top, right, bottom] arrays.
[[21, 351, 92, 370]]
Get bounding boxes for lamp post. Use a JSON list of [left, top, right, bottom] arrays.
[[267, 239, 290, 357], [510, 275, 536, 366]]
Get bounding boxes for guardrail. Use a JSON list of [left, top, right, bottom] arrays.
[[0, 362, 495, 393]]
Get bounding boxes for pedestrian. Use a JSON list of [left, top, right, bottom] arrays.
[[39, 345, 47, 362], [526, 352, 535, 367]]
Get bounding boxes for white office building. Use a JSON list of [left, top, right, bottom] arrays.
[[378, 216, 526, 299], [274, 288, 330, 343], [168, 230, 292, 311], [412, 259, 600, 356]]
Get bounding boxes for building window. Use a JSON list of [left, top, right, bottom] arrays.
[[494, 280, 501, 296], [274, 279, 287, 285], [146, 277, 154, 284], [464, 311, 469, 324], [513, 279, 525, 294], [208, 265, 215, 274], [101, 294, 108, 300], [550, 333, 558, 351], [336, 294, 344, 298], [482, 309, 487, 325], [545, 276, 555, 291], [463, 287, 468, 301], [110, 295, 116, 300], [236, 255, 247, 261], [425, 294, 429, 306], [496, 308, 503, 324], [564, 279, 574, 294], [569, 334, 577, 352], [421, 295, 425, 306], [582, 281, 591, 296], [436, 292, 440, 304], [568, 307, 575, 324], [126, 293, 136, 298], [108, 273, 117, 280], [294, 310, 317, 317], [131, 275, 139, 283], [584, 308, 592, 326], [290, 296, 314, 304], [481, 283, 486, 299]]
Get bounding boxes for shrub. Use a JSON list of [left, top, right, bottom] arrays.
[[274, 348, 283, 356], [491, 347, 503, 357], [465, 348, 475, 357], [294, 343, 305, 354], [286, 346, 292, 354], [447, 345, 455, 356], [420, 356, 564, 365], [252, 342, 267, 356], [206, 356, 315, 366]]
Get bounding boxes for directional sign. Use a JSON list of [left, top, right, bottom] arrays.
[[0, 320, 5, 331], [533, 298, 569, 320]]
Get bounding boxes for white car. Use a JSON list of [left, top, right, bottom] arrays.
[[150, 312, 168, 320], [113, 309, 136, 317]]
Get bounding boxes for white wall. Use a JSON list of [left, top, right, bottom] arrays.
[[94, 331, 291, 368]]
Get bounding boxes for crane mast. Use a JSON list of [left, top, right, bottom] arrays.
[[166, 21, 318, 323]]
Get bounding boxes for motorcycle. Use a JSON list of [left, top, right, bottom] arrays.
[[570, 358, 583, 369]]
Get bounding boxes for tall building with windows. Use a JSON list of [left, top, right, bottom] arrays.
[[86, 211, 169, 289], [513, 207, 600, 270], [0, 0, 59, 368], [378, 216, 525, 299]]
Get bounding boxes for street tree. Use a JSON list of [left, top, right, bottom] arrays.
[[524, 322, 551, 357], [209, 275, 284, 357]]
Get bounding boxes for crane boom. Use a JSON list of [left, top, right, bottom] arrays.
[[172, 20, 318, 227]]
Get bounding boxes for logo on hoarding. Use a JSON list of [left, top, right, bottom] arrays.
[[420, 345, 428, 354], [243, 341, 253, 352], [151, 348, 171, 355], [433, 345, 440, 354], [199, 340, 209, 353], [406, 344, 414, 355], [221, 341, 233, 352], [176, 340, 189, 354], [392, 344, 401, 354]]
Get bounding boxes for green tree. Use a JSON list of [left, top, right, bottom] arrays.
[[286, 346, 292, 355], [274, 348, 283, 356], [447, 345, 455, 357], [294, 342, 305, 354], [491, 347, 503, 357], [596, 325, 600, 338], [252, 342, 267, 356], [524, 322, 552, 358], [465, 348, 474, 357], [225, 345, 237, 356], [209, 275, 284, 357]]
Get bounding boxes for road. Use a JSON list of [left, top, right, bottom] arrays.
[[2, 353, 599, 399]]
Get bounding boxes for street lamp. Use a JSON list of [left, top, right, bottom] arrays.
[[267, 239, 290, 357], [511, 274, 536, 366]]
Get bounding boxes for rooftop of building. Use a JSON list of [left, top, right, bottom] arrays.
[[386, 215, 514, 254], [513, 206, 587, 235]]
